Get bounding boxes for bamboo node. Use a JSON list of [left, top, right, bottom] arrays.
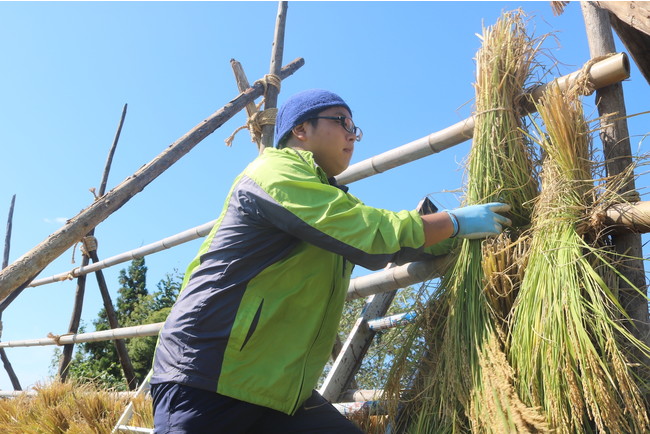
[[47, 332, 74, 346], [80, 236, 98, 256]]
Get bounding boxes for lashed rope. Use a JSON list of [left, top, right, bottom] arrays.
[[225, 73, 281, 147], [80, 236, 98, 256], [574, 52, 618, 95], [47, 332, 74, 346]]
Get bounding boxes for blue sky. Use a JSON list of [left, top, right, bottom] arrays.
[[0, 1, 648, 391]]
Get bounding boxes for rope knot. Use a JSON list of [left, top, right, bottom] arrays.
[[225, 73, 281, 147], [47, 332, 74, 346], [573, 53, 617, 96], [80, 236, 98, 256]]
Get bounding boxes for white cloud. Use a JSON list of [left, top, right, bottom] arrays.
[[43, 217, 68, 225]]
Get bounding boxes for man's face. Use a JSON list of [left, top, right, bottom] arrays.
[[297, 106, 357, 177]]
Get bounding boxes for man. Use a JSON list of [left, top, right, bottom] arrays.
[[150, 89, 510, 433]]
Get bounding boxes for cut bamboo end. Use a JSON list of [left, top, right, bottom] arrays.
[[603, 200, 650, 233]]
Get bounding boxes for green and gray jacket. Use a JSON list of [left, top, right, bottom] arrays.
[[151, 147, 447, 415]]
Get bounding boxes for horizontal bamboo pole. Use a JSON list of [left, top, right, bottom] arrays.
[[0, 390, 36, 398], [367, 311, 417, 331], [0, 390, 137, 398], [333, 400, 386, 416], [346, 255, 452, 301], [29, 221, 216, 287], [1, 258, 453, 349], [114, 426, 152, 434], [0, 58, 305, 302], [339, 389, 384, 403], [336, 53, 630, 185], [31, 198, 650, 290], [0, 323, 163, 348], [604, 201, 650, 233]]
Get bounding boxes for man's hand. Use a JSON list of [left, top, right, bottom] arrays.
[[446, 202, 512, 239]]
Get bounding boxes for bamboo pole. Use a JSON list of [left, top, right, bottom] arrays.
[[0, 58, 304, 301], [1, 194, 21, 391], [582, 2, 649, 343], [259, 1, 288, 151], [604, 201, 650, 233], [29, 198, 650, 292], [0, 258, 451, 349], [0, 323, 163, 348], [29, 221, 215, 287], [336, 53, 630, 185], [112, 370, 152, 434], [346, 256, 452, 301]]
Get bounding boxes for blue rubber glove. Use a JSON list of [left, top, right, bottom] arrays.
[[445, 202, 512, 239]]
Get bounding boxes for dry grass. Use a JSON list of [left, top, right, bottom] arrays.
[[382, 9, 545, 433], [508, 82, 650, 433], [0, 381, 152, 433]]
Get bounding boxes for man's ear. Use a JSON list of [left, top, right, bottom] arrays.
[[291, 121, 309, 142]]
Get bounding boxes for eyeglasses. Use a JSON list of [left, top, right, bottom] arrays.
[[310, 116, 363, 142]]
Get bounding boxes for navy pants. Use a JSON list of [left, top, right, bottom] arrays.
[[151, 382, 364, 433]]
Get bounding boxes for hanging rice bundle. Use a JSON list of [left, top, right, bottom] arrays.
[[386, 10, 545, 433], [508, 82, 650, 433]]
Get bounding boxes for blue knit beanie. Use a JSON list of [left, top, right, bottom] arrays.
[[274, 89, 352, 148]]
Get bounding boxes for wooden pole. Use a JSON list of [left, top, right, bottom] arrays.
[[88, 249, 138, 390], [0, 58, 304, 302], [99, 104, 127, 197], [581, 2, 649, 343], [259, 1, 288, 151], [57, 254, 90, 381], [2, 195, 15, 270], [1, 194, 21, 390], [230, 59, 261, 149], [59, 104, 135, 386]]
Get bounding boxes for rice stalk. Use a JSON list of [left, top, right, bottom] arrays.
[[509, 82, 650, 433], [0, 380, 152, 433], [389, 10, 545, 433]]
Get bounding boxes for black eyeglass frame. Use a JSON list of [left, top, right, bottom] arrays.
[[308, 116, 363, 142]]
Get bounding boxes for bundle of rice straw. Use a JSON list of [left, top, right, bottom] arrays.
[[385, 10, 546, 433], [508, 82, 650, 433]]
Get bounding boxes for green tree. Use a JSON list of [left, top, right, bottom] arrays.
[[116, 257, 148, 324], [53, 259, 181, 389]]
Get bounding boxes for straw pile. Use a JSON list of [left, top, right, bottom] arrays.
[[381, 9, 650, 434], [385, 10, 545, 433], [0, 380, 152, 433], [509, 82, 650, 433]]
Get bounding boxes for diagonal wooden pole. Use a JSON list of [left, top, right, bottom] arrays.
[[0, 58, 304, 302], [230, 59, 262, 150], [1, 194, 21, 390], [58, 104, 137, 390]]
